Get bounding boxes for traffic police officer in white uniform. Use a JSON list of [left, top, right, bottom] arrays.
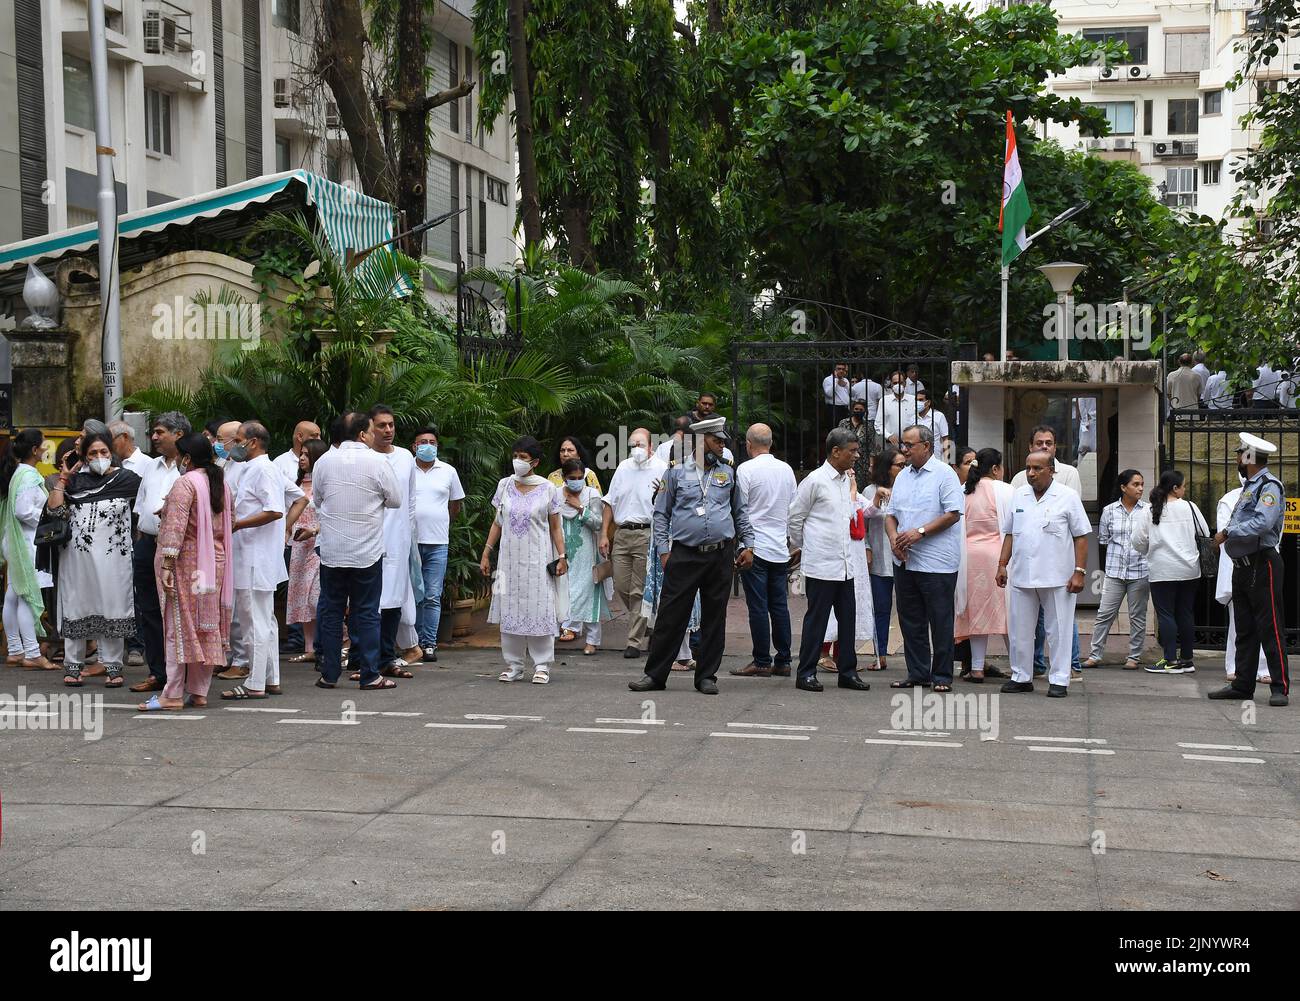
[[630, 417, 755, 695], [1209, 432, 1291, 707]]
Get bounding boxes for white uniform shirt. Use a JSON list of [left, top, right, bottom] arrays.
[[787, 461, 857, 581], [1001, 480, 1091, 589], [1011, 460, 1081, 495], [133, 455, 182, 536], [736, 452, 797, 564], [231, 454, 288, 591], [120, 448, 152, 479], [379, 447, 417, 608], [606, 453, 670, 525], [413, 459, 465, 545], [823, 374, 852, 406], [310, 442, 402, 568]]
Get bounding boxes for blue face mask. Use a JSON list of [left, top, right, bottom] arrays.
[[565, 478, 585, 492], [415, 443, 437, 463], [213, 441, 228, 460]]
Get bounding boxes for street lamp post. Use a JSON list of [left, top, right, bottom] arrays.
[[88, 0, 124, 420], [1037, 262, 1088, 362], [1000, 202, 1089, 361]]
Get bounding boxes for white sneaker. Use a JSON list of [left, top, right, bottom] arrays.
[[498, 666, 524, 682]]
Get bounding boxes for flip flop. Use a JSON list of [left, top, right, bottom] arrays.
[[380, 665, 414, 679], [558, 630, 578, 642], [359, 677, 397, 691], [220, 685, 267, 700], [137, 694, 182, 712]]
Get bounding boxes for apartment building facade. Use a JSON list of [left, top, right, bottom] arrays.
[[0, 0, 515, 276]]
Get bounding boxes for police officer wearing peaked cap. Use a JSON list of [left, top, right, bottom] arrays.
[[1209, 432, 1291, 707], [630, 416, 755, 695]]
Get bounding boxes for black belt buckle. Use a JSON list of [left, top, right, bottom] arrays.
[[620, 522, 650, 530], [696, 539, 733, 553]]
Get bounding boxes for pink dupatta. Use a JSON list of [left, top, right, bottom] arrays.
[[186, 470, 233, 630]]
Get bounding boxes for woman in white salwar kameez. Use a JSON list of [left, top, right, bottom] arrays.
[[558, 457, 611, 655], [480, 437, 569, 684]]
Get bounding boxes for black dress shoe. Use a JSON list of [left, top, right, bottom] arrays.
[[838, 674, 870, 691], [1047, 684, 1068, 698], [770, 665, 791, 677], [623, 646, 643, 659], [422, 647, 438, 663], [696, 679, 719, 695], [1000, 680, 1034, 693], [1269, 692, 1289, 707], [795, 676, 823, 692], [1207, 685, 1249, 700], [628, 675, 665, 692]]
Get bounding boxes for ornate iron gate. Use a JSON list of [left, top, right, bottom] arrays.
[[1166, 408, 1300, 651]]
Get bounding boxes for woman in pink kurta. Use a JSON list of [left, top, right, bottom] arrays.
[[954, 448, 1012, 682], [139, 435, 233, 711], [286, 440, 328, 661]]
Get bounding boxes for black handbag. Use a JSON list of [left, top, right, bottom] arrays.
[[1191, 505, 1217, 578], [34, 507, 70, 548]]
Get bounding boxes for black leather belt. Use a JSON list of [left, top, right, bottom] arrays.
[[679, 539, 734, 553], [619, 522, 651, 530]]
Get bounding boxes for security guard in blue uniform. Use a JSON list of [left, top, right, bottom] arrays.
[[629, 417, 755, 695], [1209, 432, 1291, 707]]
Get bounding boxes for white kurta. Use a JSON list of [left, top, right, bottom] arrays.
[[231, 455, 287, 592], [379, 448, 417, 615], [2, 476, 53, 589]]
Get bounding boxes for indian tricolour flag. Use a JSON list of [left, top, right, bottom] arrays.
[[1000, 110, 1031, 267]]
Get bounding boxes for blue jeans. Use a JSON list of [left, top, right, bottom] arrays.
[[1034, 607, 1080, 671], [317, 558, 383, 686], [740, 555, 792, 668], [417, 543, 449, 649], [870, 573, 894, 655], [894, 566, 957, 686]]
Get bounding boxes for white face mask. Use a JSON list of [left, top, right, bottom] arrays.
[[512, 458, 532, 479], [89, 457, 111, 475], [631, 445, 648, 464]]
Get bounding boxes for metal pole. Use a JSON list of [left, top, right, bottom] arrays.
[[88, 0, 123, 420], [1058, 292, 1069, 362], [999, 265, 1009, 360]]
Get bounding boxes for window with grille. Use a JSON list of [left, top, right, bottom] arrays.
[[1164, 167, 1197, 207]]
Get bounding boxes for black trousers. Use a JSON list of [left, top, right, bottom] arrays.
[[1231, 549, 1291, 697], [894, 565, 958, 686], [645, 542, 734, 687], [132, 532, 165, 683], [379, 606, 403, 664], [796, 577, 857, 682]]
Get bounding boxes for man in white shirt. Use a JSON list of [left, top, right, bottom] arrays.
[[368, 405, 419, 676], [273, 420, 321, 483], [885, 424, 965, 690], [309, 412, 402, 688], [1253, 363, 1282, 408], [731, 423, 797, 678], [875, 371, 919, 447], [850, 374, 883, 424], [997, 451, 1091, 697], [1009, 425, 1083, 675], [109, 421, 152, 479], [913, 390, 949, 454], [1192, 351, 1211, 403], [127, 411, 190, 693], [1204, 369, 1230, 409], [788, 427, 873, 693], [905, 364, 925, 398], [823, 362, 852, 429], [411, 427, 464, 661], [601, 427, 668, 658], [220, 422, 287, 700]]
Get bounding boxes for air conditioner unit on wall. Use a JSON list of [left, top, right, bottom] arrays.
[[1127, 65, 1150, 80], [1154, 141, 1172, 156], [1099, 65, 1119, 81], [1179, 139, 1199, 156], [1087, 138, 1106, 151], [1113, 138, 1133, 150], [144, 11, 160, 53]]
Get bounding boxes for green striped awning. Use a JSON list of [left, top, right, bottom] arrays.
[[0, 170, 408, 292]]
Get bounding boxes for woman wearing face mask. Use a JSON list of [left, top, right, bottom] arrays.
[[558, 457, 611, 655], [285, 439, 331, 665], [548, 436, 601, 641], [46, 431, 143, 688], [1, 428, 55, 670], [138, 434, 234, 711], [480, 437, 569, 684]]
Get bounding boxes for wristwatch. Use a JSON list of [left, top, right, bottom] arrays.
[[917, 526, 927, 537], [1074, 566, 1086, 574]]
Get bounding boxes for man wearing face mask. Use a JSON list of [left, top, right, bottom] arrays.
[[411, 427, 464, 662], [630, 417, 755, 694], [914, 390, 949, 457], [127, 411, 191, 693], [875, 371, 919, 448], [603, 428, 668, 658], [837, 400, 875, 488]]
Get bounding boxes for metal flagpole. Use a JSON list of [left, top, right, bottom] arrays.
[[1000, 265, 1009, 360], [88, 0, 124, 420]]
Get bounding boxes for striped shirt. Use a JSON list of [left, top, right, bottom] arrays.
[[1097, 499, 1150, 580]]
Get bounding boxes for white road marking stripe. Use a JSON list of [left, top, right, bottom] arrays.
[[133, 715, 207, 721], [1178, 742, 1256, 752], [710, 731, 810, 741], [595, 718, 665, 725], [0, 710, 60, 717], [1027, 745, 1115, 755], [567, 727, 647, 735], [425, 722, 507, 730], [223, 707, 300, 713], [101, 703, 158, 710], [863, 738, 962, 748], [464, 714, 542, 722], [349, 710, 425, 717], [727, 722, 817, 732], [1181, 753, 1265, 765], [1013, 736, 1108, 744], [877, 729, 952, 738], [277, 718, 360, 726]]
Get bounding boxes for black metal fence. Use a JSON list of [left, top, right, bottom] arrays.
[[1166, 408, 1300, 651]]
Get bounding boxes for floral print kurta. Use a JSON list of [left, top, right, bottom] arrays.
[[155, 475, 233, 667]]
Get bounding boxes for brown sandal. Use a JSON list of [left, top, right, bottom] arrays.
[[380, 665, 414, 679], [360, 677, 397, 690]]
